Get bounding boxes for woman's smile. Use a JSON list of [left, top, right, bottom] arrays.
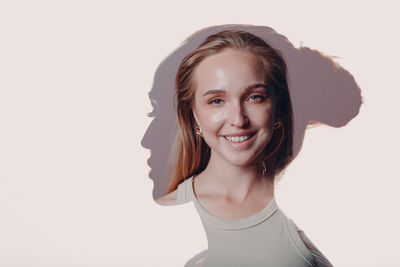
[[221, 132, 257, 151], [224, 134, 252, 142]]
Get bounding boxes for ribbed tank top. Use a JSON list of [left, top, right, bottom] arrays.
[[178, 176, 315, 267]]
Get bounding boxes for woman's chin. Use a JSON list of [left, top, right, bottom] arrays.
[[211, 149, 264, 169], [223, 156, 257, 169]]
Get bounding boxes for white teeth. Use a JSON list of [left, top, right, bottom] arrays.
[[225, 135, 251, 142]]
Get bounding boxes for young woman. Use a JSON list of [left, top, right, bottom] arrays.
[[157, 30, 332, 267]]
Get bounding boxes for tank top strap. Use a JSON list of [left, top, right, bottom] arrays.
[[177, 176, 195, 204]]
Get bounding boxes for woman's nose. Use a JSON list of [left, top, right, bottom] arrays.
[[229, 102, 249, 128]]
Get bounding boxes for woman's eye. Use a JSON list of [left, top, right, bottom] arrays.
[[248, 94, 265, 101], [209, 98, 223, 105]]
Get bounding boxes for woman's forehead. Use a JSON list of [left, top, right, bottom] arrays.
[[193, 49, 266, 94]]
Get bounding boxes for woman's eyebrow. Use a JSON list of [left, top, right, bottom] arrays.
[[202, 89, 226, 97], [245, 83, 268, 91], [201, 84, 268, 97]]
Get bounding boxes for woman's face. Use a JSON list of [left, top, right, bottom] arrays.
[[192, 48, 276, 167]]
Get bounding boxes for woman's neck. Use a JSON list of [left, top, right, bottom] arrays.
[[197, 152, 275, 203]]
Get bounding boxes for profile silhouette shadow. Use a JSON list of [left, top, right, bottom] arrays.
[[141, 24, 362, 200]]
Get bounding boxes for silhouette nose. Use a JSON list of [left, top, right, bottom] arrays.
[[230, 102, 248, 127]]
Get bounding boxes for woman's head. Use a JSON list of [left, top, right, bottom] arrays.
[[168, 30, 293, 192]]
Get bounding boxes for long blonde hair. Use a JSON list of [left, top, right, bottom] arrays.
[[167, 30, 294, 193]]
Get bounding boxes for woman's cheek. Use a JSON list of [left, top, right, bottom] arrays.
[[200, 108, 227, 134], [249, 104, 274, 126], [209, 108, 226, 124]]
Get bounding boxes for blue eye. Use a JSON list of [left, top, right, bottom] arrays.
[[209, 98, 223, 105], [248, 94, 265, 101]]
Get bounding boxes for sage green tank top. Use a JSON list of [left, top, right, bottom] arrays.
[[177, 176, 317, 267]]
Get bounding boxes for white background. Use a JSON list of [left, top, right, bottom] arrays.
[[1, 1, 399, 266]]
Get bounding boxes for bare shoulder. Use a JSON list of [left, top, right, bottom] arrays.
[[155, 189, 179, 206]]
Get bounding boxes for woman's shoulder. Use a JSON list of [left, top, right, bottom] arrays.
[[155, 189, 179, 206], [286, 218, 333, 267]]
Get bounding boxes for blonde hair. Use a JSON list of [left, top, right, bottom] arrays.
[[167, 30, 294, 193]]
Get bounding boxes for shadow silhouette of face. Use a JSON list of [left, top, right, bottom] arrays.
[[192, 48, 276, 168], [141, 67, 177, 199]]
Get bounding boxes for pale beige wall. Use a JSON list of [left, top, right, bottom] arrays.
[[0, 1, 399, 266]]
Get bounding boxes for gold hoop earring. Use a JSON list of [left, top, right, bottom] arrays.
[[195, 125, 203, 137], [262, 161, 267, 176], [274, 119, 282, 130], [261, 120, 284, 176]]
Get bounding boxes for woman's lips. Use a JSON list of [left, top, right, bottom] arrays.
[[224, 134, 251, 142], [223, 132, 255, 141], [222, 132, 256, 149]]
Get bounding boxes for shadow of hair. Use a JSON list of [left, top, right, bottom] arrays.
[[141, 24, 362, 199]]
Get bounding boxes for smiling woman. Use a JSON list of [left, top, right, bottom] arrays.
[[156, 30, 332, 267]]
